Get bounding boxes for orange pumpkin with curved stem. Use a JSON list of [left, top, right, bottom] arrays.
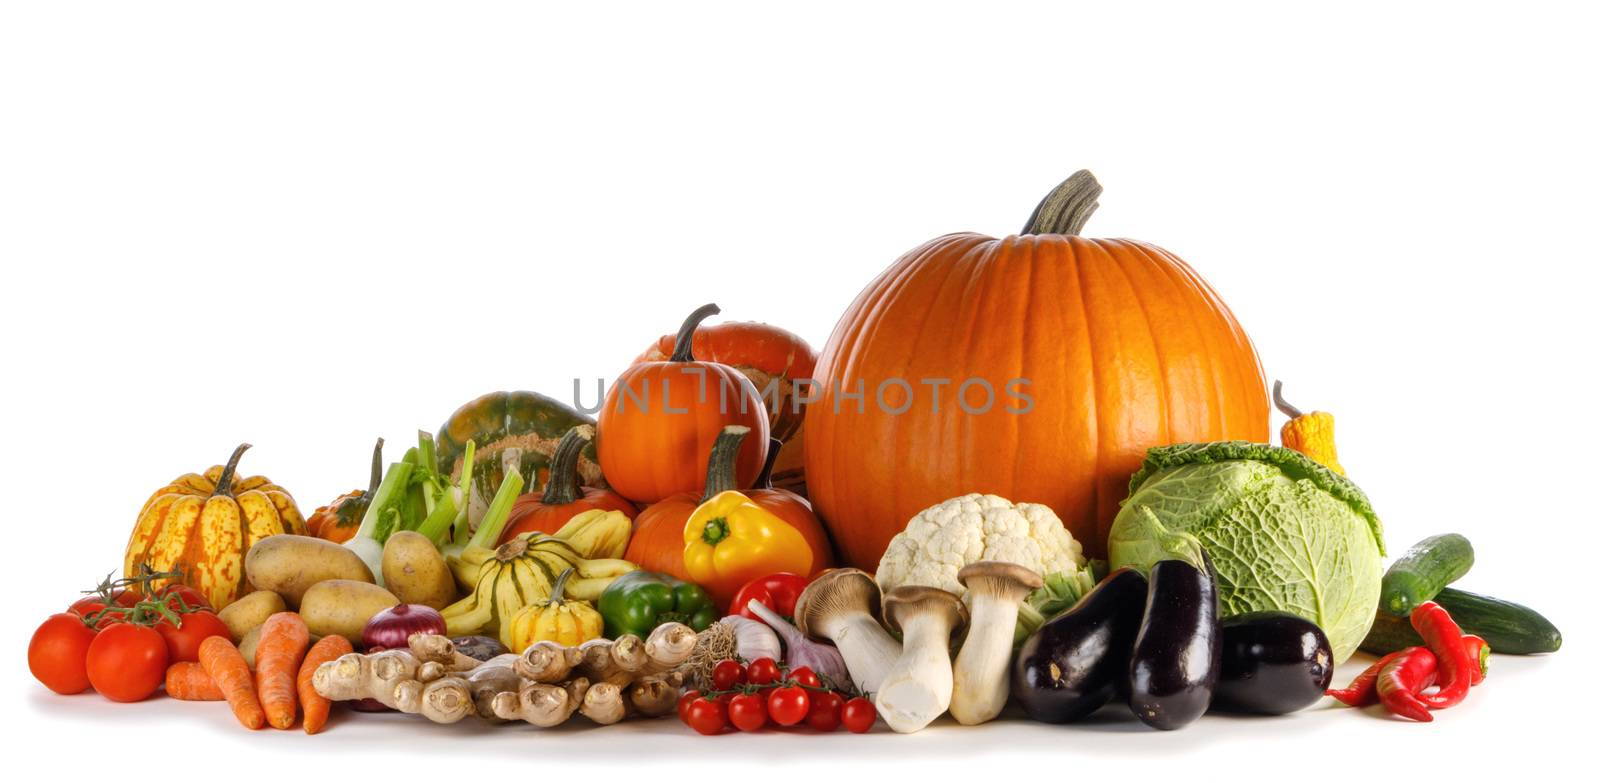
[[633, 321, 817, 443], [805, 170, 1269, 565], [500, 425, 637, 543], [599, 303, 770, 504], [626, 425, 833, 586]]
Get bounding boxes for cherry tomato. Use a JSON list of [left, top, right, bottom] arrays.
[[728, 692, 768, 732], [711, 659, 746, 691], [682, 696, 727, 735], [85, 623, 168, 702], [789, 666, 822, 689], [767, 684, 810, 726], [29, 614, 97, 694], [155, 609, 230, 663], [806, 689, 844, 732], [841, 696, 877, 733], [678, 689, 701, 722], [746, 657, 781, 686]]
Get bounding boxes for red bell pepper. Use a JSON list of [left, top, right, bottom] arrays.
[[729, 573, 810, 621]]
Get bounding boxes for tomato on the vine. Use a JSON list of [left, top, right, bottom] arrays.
[[806, 689, 844, 732], [746, 657, 781, 686], [29, 614, 97, 694], [151, 584, 210, 612], [85, 623, 168, 702], [712, 659, 746, 691], [683, 696, 727, 735], [68, 589, 139, 618], [841, 696, 877, 733], [789, 666, 822, 689], [767, 684, 810, 726], [678, 689, 701, 722], [155, 609, 229, 662], [728, 692, 768, 732]]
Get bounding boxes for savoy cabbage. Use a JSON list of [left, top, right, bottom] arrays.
[[1107, 441, 1385, 663]]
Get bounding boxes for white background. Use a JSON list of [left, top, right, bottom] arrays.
[[3, 1, 1594, 779]]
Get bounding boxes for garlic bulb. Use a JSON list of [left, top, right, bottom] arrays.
[[722, 615, 781, 663]]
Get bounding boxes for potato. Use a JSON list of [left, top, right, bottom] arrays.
[[218, 590, 286, 642], [299, 579, 400, 643], [245, 534, 374, 607], [382, 531, 456, 610]]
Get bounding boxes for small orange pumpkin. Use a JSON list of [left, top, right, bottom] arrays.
[[123, 443, 306, 609], [305, 438, 384, 544], [598, 303, 770, 504], [499, 425, 637, 544], [626, 426, 833, 582]]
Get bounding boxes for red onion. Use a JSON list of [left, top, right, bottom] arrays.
[[361, 604, 446, 651]]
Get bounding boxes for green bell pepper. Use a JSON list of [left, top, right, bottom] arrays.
[[598, 571, 717, 638]]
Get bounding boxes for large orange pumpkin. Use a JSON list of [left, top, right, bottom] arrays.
[[500, 425, 637, 543], [626, 425, 833, 582], [598, 303, 770, 504], [804, 171, 1269, 565], [124, 443, 306, 609]]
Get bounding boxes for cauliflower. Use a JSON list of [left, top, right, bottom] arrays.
[[875, 493, 1087, 597]]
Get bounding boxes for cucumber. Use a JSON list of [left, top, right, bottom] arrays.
[[1380, 533, 1474, 615], [1359, 587, 1562, 655]]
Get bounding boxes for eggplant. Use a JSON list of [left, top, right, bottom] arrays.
[[1210, 611, 1333, 715], [1127, 556, 1221, 730], [1011, 568, 1148, 723]]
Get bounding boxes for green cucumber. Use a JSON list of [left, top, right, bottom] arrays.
[[1380, 533, 1474, 616], [1360, 587, 1562, 656]]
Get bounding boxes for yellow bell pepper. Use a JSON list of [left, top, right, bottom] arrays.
[[683, 490, 814, 605], [1273, 381, 1346, 476]]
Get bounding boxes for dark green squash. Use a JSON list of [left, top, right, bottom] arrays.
[[435, 391, 603, 517]]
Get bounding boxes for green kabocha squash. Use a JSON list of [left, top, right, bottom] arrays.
[[435, 391, 604, 522]]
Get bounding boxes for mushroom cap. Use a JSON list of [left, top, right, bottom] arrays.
[[956, 561, 1045, 600], [882, 585, 969, 636], [795, 568, 882, 639]]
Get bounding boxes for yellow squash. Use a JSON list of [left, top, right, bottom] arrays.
[[441, 533, 636, 637], [502, 568, 604, 651], [123, 443, 306, 609], [1273, 381, 1346, 475]]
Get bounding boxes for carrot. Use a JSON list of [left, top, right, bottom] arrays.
[[199, 635, 265, 729], [297, 634, 354, 735], [165, 661, 224, 701], [255, 612, 311, 729]]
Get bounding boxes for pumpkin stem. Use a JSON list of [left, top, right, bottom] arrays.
[[1021, 170, 1102, 236], [669, 303, 721, 363], [753, 437, 782, 490], [701, 425, 751, 503], [1271, 380, 1306, 419], [547, 567, 574, 605], [366, 437, 385, 497], [213, 443, 252, 497], [542, 425, 594, 506]]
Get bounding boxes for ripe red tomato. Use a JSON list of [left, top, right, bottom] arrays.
[[69, 589, 139, 616], [682, 696, 727, 735], [29, 614, 98, 694], [841, 696, 877, 733], [767, 684, 810, 726], [806, 689, 844, 732], [85, 623, 168, 702], [712, 659, 746, 691], [746, 657, 781, 686], [789, 666, 822, 689], [677, 689, 701, 722], [155, 609, 230, 662], [728, 692, 768, 732], [152, 584, 210, 612]]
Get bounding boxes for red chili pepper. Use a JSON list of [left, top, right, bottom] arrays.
[[1327, 650, 1407, 707], [729, 573, 811, 621], [1464, 634, 1489, 685], [1410, 601, 1473, 709], [1376, 646, 1437, 722]]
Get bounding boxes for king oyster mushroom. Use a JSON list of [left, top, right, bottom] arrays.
[[949, 561, 1044, 725], [794, 568, 903, 694], [875, 585, 968, 733]]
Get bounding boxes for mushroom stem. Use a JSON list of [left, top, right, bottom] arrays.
[[875, 612, 958, 733], [950, 562, 1044, 725], [823, 613, 903, 694]]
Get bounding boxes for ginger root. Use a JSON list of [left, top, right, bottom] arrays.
[[312, 624, 699, 729]]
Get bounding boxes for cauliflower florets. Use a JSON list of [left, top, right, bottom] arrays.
[[875, 493, 1086, 597]]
